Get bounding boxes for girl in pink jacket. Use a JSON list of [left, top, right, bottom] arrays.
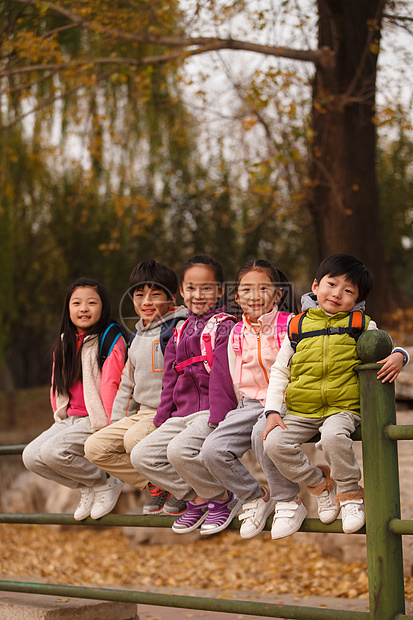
[[199, 260, 301, 538], [23, 277, 126, 521]]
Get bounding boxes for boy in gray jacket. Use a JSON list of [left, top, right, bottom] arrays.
[[85, 260, 188, 515]]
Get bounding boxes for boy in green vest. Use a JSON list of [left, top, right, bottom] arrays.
[[261, 254, 409, 537]]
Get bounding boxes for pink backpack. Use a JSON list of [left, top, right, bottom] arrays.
[[231, 311, 292, 354], [172, 312, 236, 375]]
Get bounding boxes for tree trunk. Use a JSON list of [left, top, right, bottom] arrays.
[[308, 0, 405, 321], [0, 357, 16, 428]]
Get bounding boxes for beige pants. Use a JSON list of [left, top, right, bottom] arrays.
[[84, 410, 156, 489]]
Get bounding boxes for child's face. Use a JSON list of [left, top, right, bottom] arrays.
[[312, 274, 359, 314], [235, 269, 281, 322], [69, 286, 103, 334], [133, 285, 174, 324], [180, 264, 224, 316]]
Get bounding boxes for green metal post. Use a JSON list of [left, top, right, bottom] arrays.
[[356, 330, 405, 619]]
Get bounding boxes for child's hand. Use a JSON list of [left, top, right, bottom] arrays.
[[376, 351, 404, 383], [262, 412, 287, 443]]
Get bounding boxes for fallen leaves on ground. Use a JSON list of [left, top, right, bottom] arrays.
[[0, 524, 371, 598], [2, 525, 413, 600]]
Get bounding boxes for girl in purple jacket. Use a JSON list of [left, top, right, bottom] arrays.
[[130, 255, 239, 534]]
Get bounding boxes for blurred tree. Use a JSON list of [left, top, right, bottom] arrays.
[[1, 0, 413, 391]]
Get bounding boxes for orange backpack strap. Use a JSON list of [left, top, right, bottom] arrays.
[[348, 311, 365, 341], [288, 312, 307, 352], [288, 309, 365, 353]]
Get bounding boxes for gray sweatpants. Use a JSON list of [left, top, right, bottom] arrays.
[[130, 410, 226, 502], [262, 411, 362, 494], [22, 416, 107, 489], [200, 398, 300, 503]]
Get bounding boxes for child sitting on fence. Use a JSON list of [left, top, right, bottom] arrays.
[[197, 259, 302, 539], [260, 254, 410, 535], [130, 254, 240, 535], [23, 278, 126, 520], [84, 260, 188, 516]]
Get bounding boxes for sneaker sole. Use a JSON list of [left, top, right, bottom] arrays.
[[200, 499, 242, 536], [319, 506, 341, 524], [172, 511, 208, 534], [342, 517, 366, 534], [143, 507, 168, 515], [163, 508, 187, 516], [73, 510, 92, 521]]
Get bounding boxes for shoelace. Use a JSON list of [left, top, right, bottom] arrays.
[[317, 490, 334, 509], [78, 488, 92, 507], [342, 502, 363, 517]]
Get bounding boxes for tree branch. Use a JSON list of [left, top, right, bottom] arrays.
[[10, 0, 323, 65]]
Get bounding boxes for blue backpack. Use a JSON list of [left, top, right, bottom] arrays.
[[99, 323, 127, 365]]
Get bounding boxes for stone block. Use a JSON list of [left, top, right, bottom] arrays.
[[0, 591, 138, 620]]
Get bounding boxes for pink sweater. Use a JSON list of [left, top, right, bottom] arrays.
[[229, 306, 293, 405], [50, 335, 126, 429]]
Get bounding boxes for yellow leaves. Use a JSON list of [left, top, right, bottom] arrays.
[[242, 117, 257, 131], [13, 31, 63, 65], [0, 525, 374, 600]]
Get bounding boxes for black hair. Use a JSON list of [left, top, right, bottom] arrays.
[[129, 260, 178, 300], [179, 255, 225, 287], [52, 277, 112, 396], [234, 259, 298, 313], [315, 254, 373, 302], [179, 254, 225, 308]]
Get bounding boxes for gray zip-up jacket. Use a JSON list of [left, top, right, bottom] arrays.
[[110, 306, 188, 422]]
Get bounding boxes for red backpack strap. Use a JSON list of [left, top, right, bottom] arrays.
[[173, 318, 189, 348], [201, 313, 236, 373], [288, 311, 307, 352]]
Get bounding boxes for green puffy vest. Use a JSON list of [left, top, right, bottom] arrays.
[[286, 308, 370, 419]]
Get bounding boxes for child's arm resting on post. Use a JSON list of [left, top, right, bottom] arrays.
[[366, 321, 410, 383], [262, 334, 294, 442], [377, 348, 409, 383]]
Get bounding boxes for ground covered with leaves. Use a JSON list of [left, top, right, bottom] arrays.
[[0, 524, 381, 599]]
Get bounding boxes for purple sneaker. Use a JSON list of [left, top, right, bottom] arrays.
[[200, 491, 242, 536], [172, 501, 208, 534]]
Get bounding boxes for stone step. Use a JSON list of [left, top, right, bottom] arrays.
[[0, 591, 138, 620]]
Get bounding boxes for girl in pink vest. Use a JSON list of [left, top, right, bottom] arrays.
[[198, 260, 303, 538], [23, 278, 126, 521]]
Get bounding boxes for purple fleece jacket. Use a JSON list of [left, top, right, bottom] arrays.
[[153, 306, 237, 427]]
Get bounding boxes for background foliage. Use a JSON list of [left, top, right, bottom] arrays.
[[0, 0, 412, 391]]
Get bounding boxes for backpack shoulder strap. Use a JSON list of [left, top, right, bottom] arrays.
[[201, 313, 236, 372], [173, 318, 190, 349], [100, 323, 126, 365], [275, 311, 291, 349], [160, 317, 185, 355], [231, 321, 244, 355], [288, 311, 307, 352], [348, 311, 365, 341]]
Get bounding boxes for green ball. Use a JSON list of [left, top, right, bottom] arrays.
[[357, 330, 393, 364]]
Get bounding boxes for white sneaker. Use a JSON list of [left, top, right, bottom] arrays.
[[271, 500, 308, 540], [90, 476, 123, 519], [316, 487, 341, 524], [239, 488, 276, 539], [74, 487, 94, 521], [340, 499, 365, 534]]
